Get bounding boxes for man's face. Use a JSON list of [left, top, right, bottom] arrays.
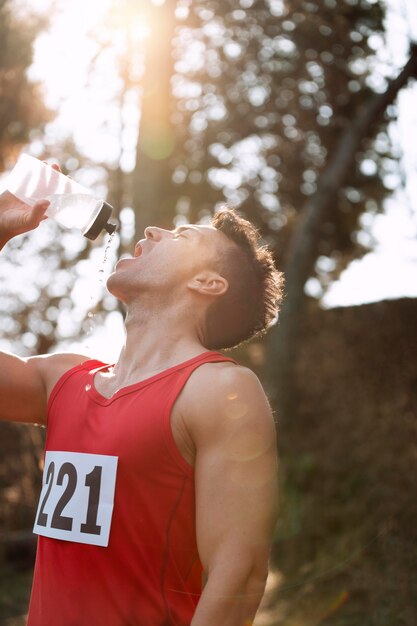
[[107, 223, 229, 304]]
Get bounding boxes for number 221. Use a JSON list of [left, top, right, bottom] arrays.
[[37, 462, 102, 535]]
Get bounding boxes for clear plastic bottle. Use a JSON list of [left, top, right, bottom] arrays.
[[6, 154, 116, 240]]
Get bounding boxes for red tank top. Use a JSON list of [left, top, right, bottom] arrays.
[[27, 351, 235, 626]]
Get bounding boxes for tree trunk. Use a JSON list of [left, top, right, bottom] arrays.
[[132, 0, 177, 240], [266, 45, 417, 417]]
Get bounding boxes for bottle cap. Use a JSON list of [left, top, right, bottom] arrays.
[[83, 201, 117, 240]]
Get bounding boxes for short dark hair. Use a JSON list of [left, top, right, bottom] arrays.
[[203, 208, 285, 350]]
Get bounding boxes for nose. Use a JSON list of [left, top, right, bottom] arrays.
[[144, 226, 171, 241]]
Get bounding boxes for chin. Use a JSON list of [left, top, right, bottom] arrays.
[[106, 272, 128, 304]]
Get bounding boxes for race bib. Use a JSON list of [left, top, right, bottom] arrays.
[[33, 451, 118, 547]]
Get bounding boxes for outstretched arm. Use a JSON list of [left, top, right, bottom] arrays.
[[185, 364, 279, 626], [0, 163, 86, 423]]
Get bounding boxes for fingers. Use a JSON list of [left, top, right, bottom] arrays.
[[27, 199, 50, 227], [42, 160, 62, 173]]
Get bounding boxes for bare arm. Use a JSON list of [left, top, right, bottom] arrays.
[[0, 352, 88, 425], [0, 176, 87, 424], [184, 364, 279, 626]]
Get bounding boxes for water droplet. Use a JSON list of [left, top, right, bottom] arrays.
[[99, 231, 116, 283], [87, 311, 94, 319], [85, 384, 91, 392]]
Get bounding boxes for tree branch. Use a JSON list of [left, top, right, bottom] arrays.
[[266, 45, 417, 413]]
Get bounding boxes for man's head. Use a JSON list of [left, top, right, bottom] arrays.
[[204, 209, 284, 350], [108, 208, 284, 350]]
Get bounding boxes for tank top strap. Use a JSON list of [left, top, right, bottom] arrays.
[[169, 350, 237, 382], [188, 350, 237, 366], [163, 350, 237, 402]]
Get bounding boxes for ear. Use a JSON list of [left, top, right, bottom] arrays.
[[187, 271, 228, 298]]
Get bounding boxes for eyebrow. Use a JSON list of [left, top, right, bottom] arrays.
[[174, 226, 201, 237]]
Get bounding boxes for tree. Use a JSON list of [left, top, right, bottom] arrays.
[[169, 0, 390, 258], [0, 0, 51, 171], [132, 0, 178, 238], [129, 0, 401, 287], [266, 45, 417, 413]]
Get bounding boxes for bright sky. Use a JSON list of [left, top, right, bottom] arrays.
[[322, 0, 417, 308], [4, 0, 417, 361]]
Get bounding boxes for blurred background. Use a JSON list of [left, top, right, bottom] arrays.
[[0, 0, 416, 623]]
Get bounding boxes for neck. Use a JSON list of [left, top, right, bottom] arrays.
[[111, 298, 207, 383]]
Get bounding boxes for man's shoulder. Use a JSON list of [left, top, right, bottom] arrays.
[[180, 359, 275, 437], [190, 359, 262, 396], [29, 351, 91, 372], [29, 352, 93, 394]]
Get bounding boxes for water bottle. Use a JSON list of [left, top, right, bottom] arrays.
[[6, 154, 117, 240]]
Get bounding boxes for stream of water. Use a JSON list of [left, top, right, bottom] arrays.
[[84, 231, 116, 351]]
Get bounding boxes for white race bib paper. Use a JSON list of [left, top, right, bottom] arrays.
[[33, 451, 118, 547]]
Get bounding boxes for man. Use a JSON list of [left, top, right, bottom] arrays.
[[0, 174, 284, 626]]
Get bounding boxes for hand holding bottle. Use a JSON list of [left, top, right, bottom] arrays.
[[6, 155, 116, 240], [0, 163, 61, 250]]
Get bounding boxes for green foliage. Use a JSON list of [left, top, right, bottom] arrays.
[[0, 0, 51, 170], [159, 0, 397, 285], [0, 568, 33, 622]]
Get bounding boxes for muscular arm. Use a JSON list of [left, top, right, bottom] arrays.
[[0, 168, 87, 424], [0, 352, 88, 424], [184, 364, 279, 626]]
